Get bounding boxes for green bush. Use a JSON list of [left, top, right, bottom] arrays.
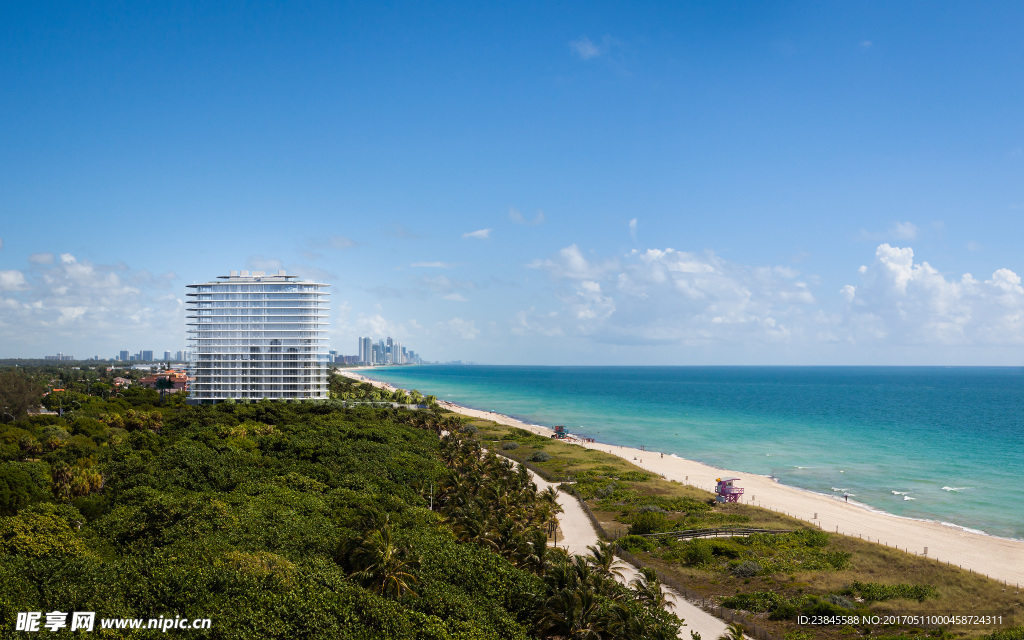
[[618, 535, 656, 554], [527, 451, 551, 463], [629, 511, 669, 536], [681, 540, 714, 566], [730, 560, 761, 577], [721, 590, 786, 613], [849, 581, 939, 603], [500, 441, 519, 450]]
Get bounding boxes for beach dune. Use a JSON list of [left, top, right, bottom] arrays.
[[340, 370, 1024, 587]]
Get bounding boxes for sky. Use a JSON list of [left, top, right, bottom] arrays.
[[1, 1, 1023, 365]]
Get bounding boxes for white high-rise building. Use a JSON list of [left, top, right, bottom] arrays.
[[186, 270, 330, 403]]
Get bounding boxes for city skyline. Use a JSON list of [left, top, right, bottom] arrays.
[[2, 3, 1023, 365]]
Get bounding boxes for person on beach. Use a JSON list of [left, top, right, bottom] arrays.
[[844, 493, 849, 502]]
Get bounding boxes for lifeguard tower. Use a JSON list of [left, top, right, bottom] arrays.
[[715, 478, 744, 503], [552, 425, 567, 439]]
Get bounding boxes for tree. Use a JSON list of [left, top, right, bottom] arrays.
[[350, 525, 421, 599], [0, 370, 41, 422], [587, 541, 626, 585], [155, 377, 175, 403], [631, 566, 673, 611], [718, 622, 746, 640], [0, 464, 51, 515]]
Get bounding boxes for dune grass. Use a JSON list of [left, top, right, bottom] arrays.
[[466, 415, 1024, 639]]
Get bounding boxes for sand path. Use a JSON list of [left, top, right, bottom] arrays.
[[527, 470, 730, 640], [340, 369, 1024, 587]]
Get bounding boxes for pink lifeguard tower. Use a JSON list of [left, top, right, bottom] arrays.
[[715, 478, 744, 503]]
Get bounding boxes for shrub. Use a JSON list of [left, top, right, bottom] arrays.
[[681, 539, 714, 566], [460, 425, 478, 435], [618, 471, 650, 481], [527, 451, 550, 463], [618, 535, 656, 554], [629, 511, 669, 536], [721, 590, 785, 613], [637, 504, 666, 514], [500, 441, 519, 450], [799, 598, 850, 616], [849, 581, 939, 603], [825, 594, 855, 608], [596, 483, 616, 499], [731, 560, 762, 577], [770, 602, 799, 621]]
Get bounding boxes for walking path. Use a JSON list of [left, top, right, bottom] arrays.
[[529, 470, 730, 640]]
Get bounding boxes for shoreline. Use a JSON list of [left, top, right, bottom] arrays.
[[338, 369, 1024, 586]]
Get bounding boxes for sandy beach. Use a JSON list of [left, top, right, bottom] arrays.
[[339, 369, 1024, 587]]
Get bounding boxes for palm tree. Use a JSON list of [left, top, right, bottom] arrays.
[[350, 526, 420, 599], [535, 589, 605, 640], [718, 622, 746, 640], [630, 566, 674, 610], [586, 541, 626, 584]]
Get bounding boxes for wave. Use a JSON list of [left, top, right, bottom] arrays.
[[942, 486, 970, 492], [831, 487, 849, 493], [891, 490, 909, 495], [903, 496, 915, 501], [941, 521, 988, 535]]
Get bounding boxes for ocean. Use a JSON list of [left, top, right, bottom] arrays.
[[356, 365, 1024, 540]]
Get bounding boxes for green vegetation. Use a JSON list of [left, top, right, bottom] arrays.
[[470, 418, 1024, 640], [0, 366, 682, 638], [328, 374, 436, 407]]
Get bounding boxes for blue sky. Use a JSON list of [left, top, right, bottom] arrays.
[[1, 1, 1023, 364]]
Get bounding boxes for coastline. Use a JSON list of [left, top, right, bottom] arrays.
[[339, 369, 1024, 586]]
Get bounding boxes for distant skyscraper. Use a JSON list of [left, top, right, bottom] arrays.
[[164, 351, 172, 361], [186, 270, 330, 403], [142, 350, 154, 361], [119, 350, 129, 362]]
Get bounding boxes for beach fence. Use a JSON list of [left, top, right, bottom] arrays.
[[615, 546, 783, 640], [570, 493, 783, 640]]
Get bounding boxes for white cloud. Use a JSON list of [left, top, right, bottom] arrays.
[[860, 40, 873, 49], [246, 256, 284, 272], [411, 261, 455, 268], [443, 293, 468, 302], [628, 218, 637, 240], [0, 255, 184, 356], [528, 244, 819, 346], [570, 36, 603, 60], [528, 244, 619, 280], [0, 270, 27, 291], [441, 317, 479, 340], [509, 207, 546, 226], [857, 221, 921, 242], [841, 243, 1024, 346], [891, 221, 918, 240], [511, 308, 564, 337], [462, 228, 492, 240], [328, 235, 355, 249]]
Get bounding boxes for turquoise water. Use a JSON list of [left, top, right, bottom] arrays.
[[358, 366, 1024, 540]]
